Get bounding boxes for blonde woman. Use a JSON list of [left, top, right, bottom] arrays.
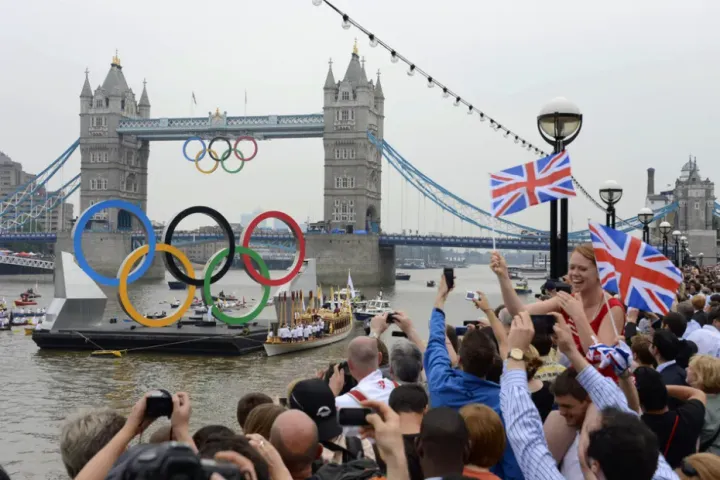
[[687, 355, 720, 454]]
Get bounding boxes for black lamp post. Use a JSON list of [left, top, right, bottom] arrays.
[[637, 207, 653, 244], [599, 180, 623, 229], [537, 97, 583, 281], [659, 221, 672, 257], [672, 230, 681, 266]]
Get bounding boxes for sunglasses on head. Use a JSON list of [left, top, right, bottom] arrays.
[[681, 459, 698, 477]]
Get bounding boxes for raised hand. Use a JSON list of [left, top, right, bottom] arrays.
[[489, 251, 508, 278], [557, 291, 584, 321]]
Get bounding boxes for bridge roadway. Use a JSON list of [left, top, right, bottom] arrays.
[[1, 231, 583, 251]]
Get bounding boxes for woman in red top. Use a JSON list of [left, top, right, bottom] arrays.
[[491, 244, 625, 355]]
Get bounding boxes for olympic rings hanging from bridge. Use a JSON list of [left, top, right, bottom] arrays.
[[72, 199, 305, 328], [182, 136, 258, 175]]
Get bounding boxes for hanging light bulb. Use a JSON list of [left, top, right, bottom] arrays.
[[442, 88, 449, 98], [312, 0, 323, 5], [369, 35, 379, 47], [407, 64, 415, 76], [478, 113, 485, 122], [467, 105, 473, 115], [390, 51, 398, 63], [342, 15, 351, 29], [514, 136, 519, 143], [454, 97, 461, 106], [504, 130, 510, 138], [427, 77, 434, 88]]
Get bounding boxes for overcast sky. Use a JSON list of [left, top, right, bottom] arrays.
[[1, 0, 718, 234]]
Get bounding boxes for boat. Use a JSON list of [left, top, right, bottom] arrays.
[[14, 299, 37, 307], [169, 299, 181, 308], [20, 286, 41, 299], [31, 251, 317, 356], [353, 297, 393, 323], [395, 272, 411, 281], [427, 280, 436, 287], [263, 320, 353, 357], [168, 281, 186, 290], [514, 278, 533, 295]]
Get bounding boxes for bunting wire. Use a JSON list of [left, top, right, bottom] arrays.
[[311, 0, 630, 226]]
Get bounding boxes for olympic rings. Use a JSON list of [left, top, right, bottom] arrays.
[[182, 136, 258, 174], [72, 199, 156, 287], [195, 149, 220, 174], [118, 244, 197, 328], [72, 201, 305, 328], [162, 206, 235, 287], [203, 247, 271, 325], [240, 211, 306, 287]]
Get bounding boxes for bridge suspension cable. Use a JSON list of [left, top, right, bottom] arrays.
[[369, 133, 678, 239], [313, 0, 637, 224], [0, 139, 79, 219]]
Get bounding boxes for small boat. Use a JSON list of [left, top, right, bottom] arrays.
[[20, 287, 41, 299], [14, 299, 37, 307], [354, 297, 393, 322], [514, 279, 533, 295], [395, 272, 411, 281], [168, 281, 186, 290], [263, 320, 354, 357], [169, 299, 181, 308], [144, 311, 168, 319], [427, 280, 436, 287]]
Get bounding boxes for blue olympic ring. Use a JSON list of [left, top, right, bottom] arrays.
[[183, 136, 207, 162], [72, 199, 157, 287]]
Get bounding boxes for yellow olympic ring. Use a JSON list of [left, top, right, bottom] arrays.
[[117, 243, 197, 327], [195, 148, 220, 174]]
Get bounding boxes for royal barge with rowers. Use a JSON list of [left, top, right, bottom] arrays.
[[31, 253, 345, 356]]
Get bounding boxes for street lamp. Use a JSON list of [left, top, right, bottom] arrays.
[[699, 252, 704, 267], [600, 180, 623, 229], [659, 221, 672, 257], [637, 207, 653, 244], [537, 97, 583, 281], [672, 230, 681, 266]]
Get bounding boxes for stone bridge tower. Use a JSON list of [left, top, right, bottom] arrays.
[[322, 41, 385, 233], [79, 53, 150, 230], [674, 157, 717, 263]]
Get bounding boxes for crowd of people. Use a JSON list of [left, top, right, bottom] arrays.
[[5, 244, 720, 480]]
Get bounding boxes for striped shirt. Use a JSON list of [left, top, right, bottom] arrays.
[[500, 364, 679, 480]]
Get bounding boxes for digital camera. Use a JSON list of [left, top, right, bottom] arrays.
[[105, 442, 245, 479], [323, 360, 358, 395]]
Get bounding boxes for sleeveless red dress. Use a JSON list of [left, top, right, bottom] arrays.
[[561, 295, 625, 380]]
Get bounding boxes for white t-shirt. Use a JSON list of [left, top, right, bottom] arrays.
[[560, 433, 583, 480], [336, 370, 396, 437]]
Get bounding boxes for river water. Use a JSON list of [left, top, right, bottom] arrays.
[[0, 265, 544, 479]]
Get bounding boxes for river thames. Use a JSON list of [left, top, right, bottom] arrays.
[[0, 265, 544, 479]]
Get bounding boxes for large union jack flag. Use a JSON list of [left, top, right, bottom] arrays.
[[589, 222, 682, 315], [490, 150, 576, 217]]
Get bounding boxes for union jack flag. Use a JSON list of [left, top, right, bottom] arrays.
[[490, 150, 576, 217], [589, 222, 682, 315]]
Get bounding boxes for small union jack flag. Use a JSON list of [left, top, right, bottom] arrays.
[[490, 151, 576, 217], [589, 222, 682, 315]]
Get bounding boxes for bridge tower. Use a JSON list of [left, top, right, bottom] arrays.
[[322, 41, 385, 233], [673, 157, 718, 262], [79, 53, 150, 230]]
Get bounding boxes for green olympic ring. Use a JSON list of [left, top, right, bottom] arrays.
[[221, 148, 245, 174], [203, 246, 270, 325]]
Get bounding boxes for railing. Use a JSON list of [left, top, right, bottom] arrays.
[[0, 255, 54, 270]]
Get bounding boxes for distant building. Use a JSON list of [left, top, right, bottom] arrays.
[[0, 151, 74, 232]]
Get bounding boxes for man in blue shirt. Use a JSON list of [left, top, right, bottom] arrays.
[[423, 275, 523, 480]]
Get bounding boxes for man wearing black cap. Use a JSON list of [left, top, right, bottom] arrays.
[[290, 379, 376, 465]]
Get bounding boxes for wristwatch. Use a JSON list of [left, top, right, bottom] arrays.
[[507, 348, 525, 361], [368, 331, 379, 339]]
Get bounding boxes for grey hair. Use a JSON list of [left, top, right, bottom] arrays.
[[390, 339, 423, 383], [498, 308, 513, 327], [59, 407, 126, 478]]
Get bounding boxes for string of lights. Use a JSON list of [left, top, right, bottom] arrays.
[[311, 0, 629, 225]]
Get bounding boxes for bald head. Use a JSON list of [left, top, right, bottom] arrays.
[[270, 410, 318, 477], [347, 336, 380, 379]]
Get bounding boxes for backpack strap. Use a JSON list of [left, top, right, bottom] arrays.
[[345, 436, 365, 461], [663, 413, 681, 457]]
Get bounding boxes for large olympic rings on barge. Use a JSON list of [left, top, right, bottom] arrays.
[[72, 199, 305, 328], [182, 136, 258, 175]]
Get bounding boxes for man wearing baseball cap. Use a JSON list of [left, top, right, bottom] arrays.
[[290, 379, 376, 465]]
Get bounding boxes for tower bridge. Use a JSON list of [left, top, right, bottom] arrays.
[[0, 46, 717, 284]]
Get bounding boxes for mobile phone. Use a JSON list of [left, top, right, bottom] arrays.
[[386, 312, 397, 324], [530, 314, 557, 336], [455, 326, 468, 336], [278, 397, 288, 407], [444, 268, 455, 290], [465, 291, 479, 302], [554, 282, 572, 294], [145, 389, 173, 418], [337, 407, 372, 426], [391, 331, 408, 338], [463, 320, 481, 327]]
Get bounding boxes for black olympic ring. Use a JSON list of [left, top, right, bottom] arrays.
[[161, 206, 235, 287], [208, 137, 233, 162]]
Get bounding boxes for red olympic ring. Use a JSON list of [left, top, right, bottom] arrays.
[[233, 136, 258, 162], [240, 211, 305, 287]]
